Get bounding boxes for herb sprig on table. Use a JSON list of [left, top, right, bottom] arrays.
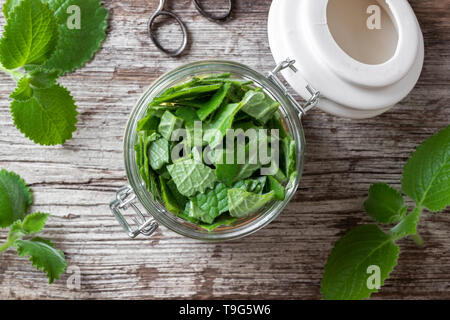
[[0, 169, 66, 283], [321, 126, 450, 300], [0, 0, 108, 145], [136, 73, 297, 231]]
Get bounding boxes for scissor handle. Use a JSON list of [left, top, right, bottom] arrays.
[[193, 0, 232, 22], [147, 10, 188, 57]]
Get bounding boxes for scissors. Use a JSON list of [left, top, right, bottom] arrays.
[[148, 0, 232, 57]]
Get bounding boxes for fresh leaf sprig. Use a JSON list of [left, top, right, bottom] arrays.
[[321, 126, 450, 300], [0, 0, 108, 145], [0, 169, 66, 283]]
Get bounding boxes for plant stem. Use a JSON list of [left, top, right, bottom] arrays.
[[411, 233, 424, 246], [0, 239, 13, 253], [0, 64, 24, 82]]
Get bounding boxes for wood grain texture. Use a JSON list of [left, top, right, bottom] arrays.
[[0, 0, 449, 300]]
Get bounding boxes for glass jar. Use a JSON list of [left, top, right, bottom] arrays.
[[110, 59, 318, 241]]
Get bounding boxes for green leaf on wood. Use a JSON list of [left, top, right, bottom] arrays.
[[0, 0, 57, 69], [0, 169, 32, 228], [16, 237, 67, 284], [10, 83, 78, 145], [402, 126, 450, 212], [41, 0, 109, 75], [321, 225, 399, 300], [364, 183, 407, 224]]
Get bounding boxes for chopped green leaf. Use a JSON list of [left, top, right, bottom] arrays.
[[159, 177, 184, 214], [166, 179, 188, 210], [184, 200, 213, 224], [176, 106, 200, 124], [137, 111, 160, 132], [241, 92, 280, 124], [203, 91, 265, 147], [149, 138, 169, 171], [321, 225, 399, 300], [167, 159, 217, 197], [16, 237, 67, 284], [232, 177, 267, 194], [281, 136, 296, 178], [268, 176, 285, 201], [197, 214, 237, 231], [0, 169, 32, 228], [364, 183, 407, 224], [197, 83, 231, 121], [191, 183, 229, 222], [228, 189, 275, 218], [158, 111, 183, 140], [151, 84, 221, 106]]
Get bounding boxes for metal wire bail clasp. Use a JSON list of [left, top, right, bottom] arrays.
[[267, 58, 320, 118], [110, 186, 158, 238]]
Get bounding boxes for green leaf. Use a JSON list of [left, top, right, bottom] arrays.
[[10, 77, 33, 101], [167, 159, 217, 197], [0, 169, 32, 228], [140, 132, 161, 200], [3, 0, 22, 18], [16, 237, 66, 284], [280, 136, 296, 178], [155, 77, 201, 100], [364, 183, 407, 224], [197, 83, 231, 121], [191, 183, 229, 223], [267, 112, 288, 139], [166, 179, 188, 211], [151, 84, 222, 106], [159, 177, 184, 214], [21, 212, 49, 234], [203, 91, 265, 147], [158, 111, 183, 140], [390, 206, 422, 239], [11, 83, 78, 145], [214, 146, 241, 186], [0, 0, 57, 69], [149, 138, 169, 171], [137, 110, 160, 132], [175, 106, 200, 124], [402, 126, 450, 212], [199, 78, 253, 87], [197, 214, 237, 232], [10, 69, 60, 101], [321, 225, 399, 300], [184, 200, 212, 224], [26, 68, 59, 88], [232, 177, 267, 194], [228, 189, 275, 218], [40, 0, 109, 75], [241, 91, 280, 124], [268, 176, 285, 201]]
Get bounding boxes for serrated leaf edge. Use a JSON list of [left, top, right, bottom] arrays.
[[320, 225, 400, 300], [43, 1, 109, 75], [16, 237, 67, 284], [0, 169, 33, 228], [10, 83, 79, 146]]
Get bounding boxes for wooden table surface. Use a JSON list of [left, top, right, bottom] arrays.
[[0, 0, 449, 300]]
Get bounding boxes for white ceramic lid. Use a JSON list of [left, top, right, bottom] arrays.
[[267, 0, 425, 119]]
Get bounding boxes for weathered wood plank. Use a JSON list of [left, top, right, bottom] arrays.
[[0, 0, 449, 299]]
